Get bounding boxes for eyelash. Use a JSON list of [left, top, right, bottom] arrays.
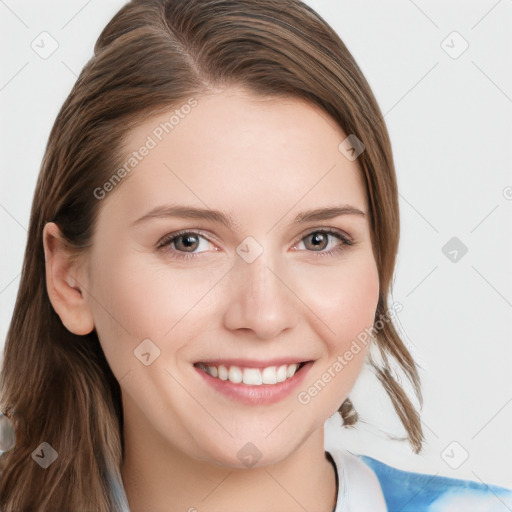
[[156, 228, 353, 261]]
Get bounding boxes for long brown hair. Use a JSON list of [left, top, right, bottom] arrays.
[[0, 0, 423, 509]]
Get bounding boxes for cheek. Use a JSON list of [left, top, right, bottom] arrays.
[[296, 252, 380, 346], [84, 250, 176, 377], [85, 249, 222, 374], [295, 252, 379, 406]]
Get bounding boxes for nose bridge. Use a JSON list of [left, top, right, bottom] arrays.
[[241, 252, 276, 302], [223, 240, 300, 338]]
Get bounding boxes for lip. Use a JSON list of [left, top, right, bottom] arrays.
[[194, 360, 314, 405]]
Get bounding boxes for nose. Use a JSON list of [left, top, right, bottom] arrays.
[[222, 248, 300, 340]]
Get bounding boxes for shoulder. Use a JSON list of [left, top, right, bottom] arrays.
[[358, 453, 512, 512], [327, 447, 387, 511]]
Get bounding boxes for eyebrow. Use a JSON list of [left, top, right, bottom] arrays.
[[131, 204, 366, 230]]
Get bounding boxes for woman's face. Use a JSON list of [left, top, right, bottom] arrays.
[[82, 87, 379, 467]]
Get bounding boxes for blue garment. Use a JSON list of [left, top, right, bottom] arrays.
[[326, 445, 512, 511], [359, 454, 512, 512]]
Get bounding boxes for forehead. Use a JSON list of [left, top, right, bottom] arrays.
[[100, 88, 368, 226]]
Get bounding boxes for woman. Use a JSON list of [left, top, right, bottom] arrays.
[[0, 0, 510, 510]]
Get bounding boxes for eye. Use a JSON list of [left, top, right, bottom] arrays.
[[156, 228, 353, 261], [156, 230, 215, 260], [293, 229, 353, 256]]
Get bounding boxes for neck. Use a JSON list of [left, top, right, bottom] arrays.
[[120, 398, 337, 512]]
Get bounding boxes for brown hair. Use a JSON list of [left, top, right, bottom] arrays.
[[0, 0, 423, 509]]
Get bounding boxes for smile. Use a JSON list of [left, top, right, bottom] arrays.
[[194, 362, 307, 385], [193, 360, 314, 405]]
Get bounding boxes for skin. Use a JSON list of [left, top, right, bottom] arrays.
[[43, 87, 380, 512]]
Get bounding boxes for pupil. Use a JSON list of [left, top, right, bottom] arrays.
[[311, 232, 326, 249], [181, 234, 197, 249]]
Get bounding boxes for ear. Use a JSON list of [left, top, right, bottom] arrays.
[[42, 222, 95, 335]]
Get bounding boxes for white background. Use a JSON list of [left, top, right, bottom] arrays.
[[0, 0, 511, 490]]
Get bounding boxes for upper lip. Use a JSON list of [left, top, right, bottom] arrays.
[[194, 358, 313, 369]]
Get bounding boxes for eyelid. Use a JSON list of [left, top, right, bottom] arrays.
[[156, 228, 218, 249], [294, 226, 353, 246]]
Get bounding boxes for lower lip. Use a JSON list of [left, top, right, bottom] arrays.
[[194, 361, 314, 405]]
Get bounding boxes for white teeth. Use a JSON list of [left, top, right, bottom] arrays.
[[261, 366, 277, 384], [287, 363, 299, 378], [218, 365, 228, 380], [243, 368, 263, 385], [276, 364, 288, 382], [199, 362, 302, 385], [228, 366, 243, 383]]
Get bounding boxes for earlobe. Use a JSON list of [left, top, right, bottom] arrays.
[[42, 222, 95, 336]]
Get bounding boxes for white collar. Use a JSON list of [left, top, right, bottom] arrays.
[[325, 446, 387, 512]]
